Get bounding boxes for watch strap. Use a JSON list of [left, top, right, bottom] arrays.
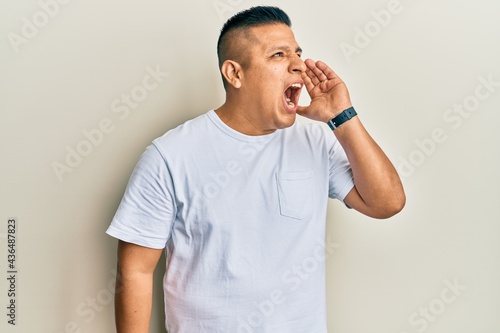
[[326, 107, 357, 130]]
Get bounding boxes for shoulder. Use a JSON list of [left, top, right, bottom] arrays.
[[155, 111, 210, 142], [152, 110, 213, 154]]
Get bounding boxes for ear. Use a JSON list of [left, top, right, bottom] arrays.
[[221, 60, 243, 89]]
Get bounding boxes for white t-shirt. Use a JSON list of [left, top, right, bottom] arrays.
[[106, 110, 354, 333]]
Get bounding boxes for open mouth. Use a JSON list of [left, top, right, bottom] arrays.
[[283, 82, 303, 112]]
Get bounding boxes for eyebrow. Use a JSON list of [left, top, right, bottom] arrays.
[[271, 45, 303, 54]]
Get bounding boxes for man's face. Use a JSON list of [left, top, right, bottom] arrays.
[[237, 23, 306, 133]]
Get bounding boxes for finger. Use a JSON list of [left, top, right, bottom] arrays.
[[296, 105, 308, 116], [305, 68, 321, 86], [302, 59, 320, 85], [301, 72, 316, 94], [315, 61, 344, 84], [303, 58, 327, 84], [305, 59, 329, 83]]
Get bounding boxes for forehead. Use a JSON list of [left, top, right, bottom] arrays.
[[245, 23, 300, 50]]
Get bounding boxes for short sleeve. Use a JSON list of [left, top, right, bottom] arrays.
[[106, 144, 176, 249], [327, 132, 355, 201]]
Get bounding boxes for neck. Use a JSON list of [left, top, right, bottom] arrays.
[[215, 100, 276, 136]]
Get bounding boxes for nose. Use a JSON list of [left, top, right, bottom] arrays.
[[290, 55, 306, 74]]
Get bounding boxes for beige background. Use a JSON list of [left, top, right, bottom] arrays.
[[1, 0, 499, 332]]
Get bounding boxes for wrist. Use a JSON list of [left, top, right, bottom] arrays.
[[326, 107, 357, 130]]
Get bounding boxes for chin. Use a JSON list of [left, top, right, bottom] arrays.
[[276, 113, 296, 129]]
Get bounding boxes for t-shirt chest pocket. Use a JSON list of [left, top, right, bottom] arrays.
[[275, 170, 315, 220]]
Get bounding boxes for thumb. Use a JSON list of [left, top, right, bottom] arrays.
[[296, 105, 309, 116]]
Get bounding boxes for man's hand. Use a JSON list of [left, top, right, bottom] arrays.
[[297, 59, 353, 122], [297, 58, 405, 218]]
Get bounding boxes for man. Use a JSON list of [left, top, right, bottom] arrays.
[[106, 6, 405, 333]]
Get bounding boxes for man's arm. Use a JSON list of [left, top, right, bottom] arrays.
[[115, 240, 163, 333], [298, 59, 405, 218], [335, 116, 405, 218]]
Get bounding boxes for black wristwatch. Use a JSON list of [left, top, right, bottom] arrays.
[[326, 107, 357, 130]]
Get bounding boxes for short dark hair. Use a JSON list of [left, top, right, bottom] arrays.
[[216, 6, 292, 89]]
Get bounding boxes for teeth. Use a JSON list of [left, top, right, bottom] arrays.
[[285, 84, 301, 109]]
